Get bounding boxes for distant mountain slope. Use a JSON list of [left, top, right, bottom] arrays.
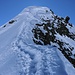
[[0, 6, 75, 75]]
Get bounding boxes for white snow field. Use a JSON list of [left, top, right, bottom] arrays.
[[0, 6, 75, 75]]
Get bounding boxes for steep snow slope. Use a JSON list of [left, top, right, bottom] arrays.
[[0, 6, 75, 75]]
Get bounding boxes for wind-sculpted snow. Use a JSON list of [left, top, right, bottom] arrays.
[[0, 6, 75, 75], [14, 37, 68, 75]]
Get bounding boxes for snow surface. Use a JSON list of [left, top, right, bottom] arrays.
[[0, 6, 75, 75]]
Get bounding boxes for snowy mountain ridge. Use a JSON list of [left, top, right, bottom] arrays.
[[0, 6, 75, 75]]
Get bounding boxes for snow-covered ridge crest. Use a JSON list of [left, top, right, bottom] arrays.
[[0, 6, 75, 75], [21, 6, 51, 14]]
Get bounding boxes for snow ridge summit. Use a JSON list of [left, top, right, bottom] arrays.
[[0, 6, 75, 75]]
